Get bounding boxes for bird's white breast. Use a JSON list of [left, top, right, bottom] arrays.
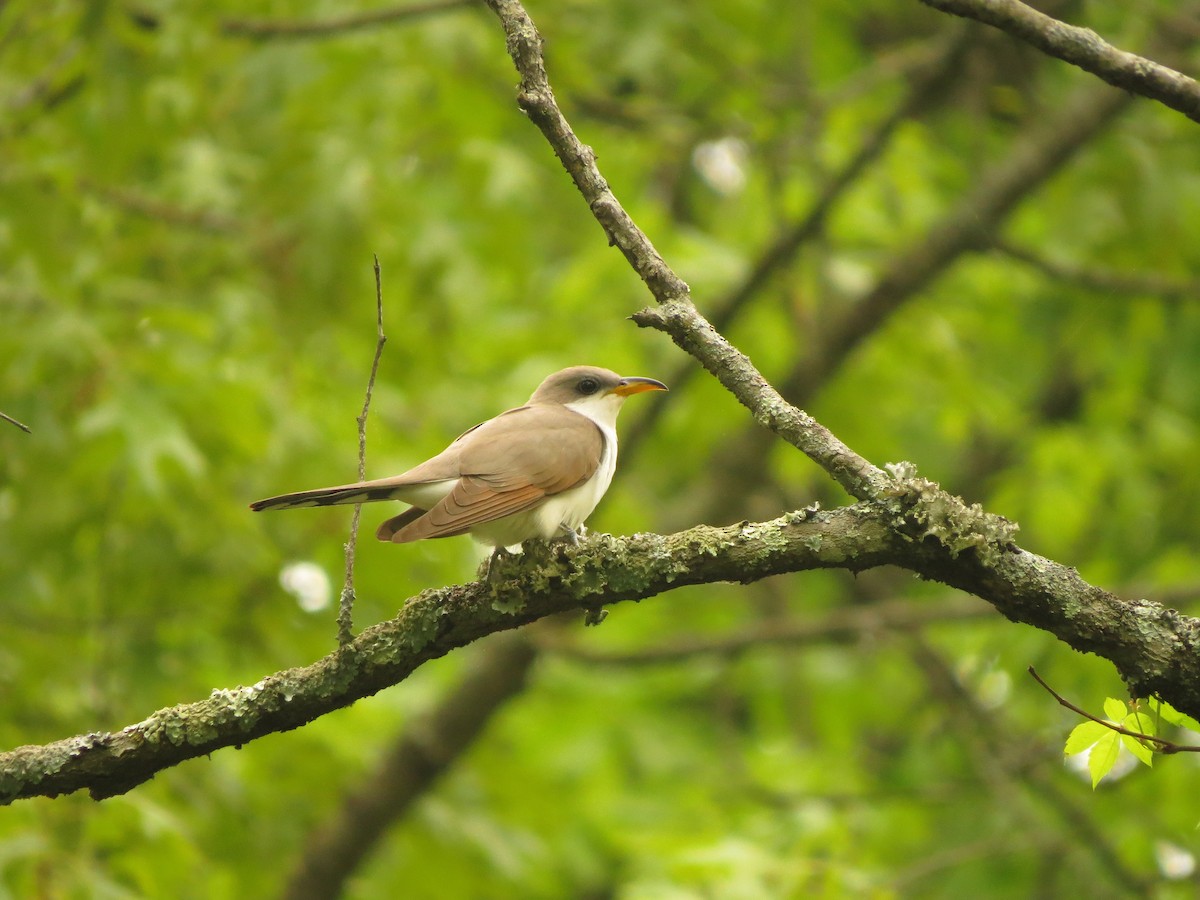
[[534, 420, 617, 535], [536, 393, 622, 532]]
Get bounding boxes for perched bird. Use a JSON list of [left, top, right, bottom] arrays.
[[251, 366, 667, 550]]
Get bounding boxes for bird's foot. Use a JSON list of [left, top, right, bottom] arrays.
[[556, 523, 587, 545], [478, 545, 516, 582]]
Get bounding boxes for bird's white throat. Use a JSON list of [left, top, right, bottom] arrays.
[[563, 391, 627, 431]]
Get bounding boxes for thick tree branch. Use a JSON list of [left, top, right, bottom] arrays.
[[5, 492, 1200, 805], [918, 0, 1200, 124]]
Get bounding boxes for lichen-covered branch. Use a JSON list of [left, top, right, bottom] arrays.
[[473, 1, 1200, 730], [629, 300, 890, 500], [5, 482, 1200, 805], [918, 0, 1200, 125]]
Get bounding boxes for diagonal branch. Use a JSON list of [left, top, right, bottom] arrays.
[[787, 79, 1131, 403], [621, 24, 977, 457], [0, 411, 31, 433], [918, 0, 1200, 124], [483, 0, 889, 501]]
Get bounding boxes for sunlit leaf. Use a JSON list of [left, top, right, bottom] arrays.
[[1088, 732, 1121, 788], [1064, 721, 1111, 756], [1150, 698, 1200, 734], [1120, 730, 1155, 768], [1103, 697, 1128, 721]]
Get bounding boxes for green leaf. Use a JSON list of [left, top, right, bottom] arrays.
[[1120, 731, 1155, 768], [1126, 707, 1157, 738], [1064, 721, 1110, 756], [1103, 697, 1128, 721], [1088, 732, 1121, 788], [1150, 698, 1200, 733]]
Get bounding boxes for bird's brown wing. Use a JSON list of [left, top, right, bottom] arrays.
[[374, 506, 428, 541], [382, 405, 604, 543]]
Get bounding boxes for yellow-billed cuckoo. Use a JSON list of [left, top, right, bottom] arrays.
[[250, 366, 667, 549]]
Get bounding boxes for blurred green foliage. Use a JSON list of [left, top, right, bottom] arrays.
[[3, 0, 1200, 896]]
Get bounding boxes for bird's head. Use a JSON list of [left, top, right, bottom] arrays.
[[529, 366, 668, 425]]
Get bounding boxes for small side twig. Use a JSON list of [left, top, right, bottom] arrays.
[[221, 0, 476, 40], [1027, 667, 1200, 755], [337, 256, 388, 647], [993, 241, 1200, 302], [0, 411, 31, 434]]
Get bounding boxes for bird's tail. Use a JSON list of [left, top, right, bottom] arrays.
[[250, 480, 408, 512]]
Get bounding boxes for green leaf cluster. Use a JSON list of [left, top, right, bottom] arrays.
[[1065, 698, 1200, 788]]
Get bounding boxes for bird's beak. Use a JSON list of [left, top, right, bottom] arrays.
[[613, 376, 669, 397]]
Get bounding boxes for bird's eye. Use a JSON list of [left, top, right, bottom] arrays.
[[577, 377, 600, 396]]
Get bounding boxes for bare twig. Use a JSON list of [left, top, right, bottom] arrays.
[[337, 257, 388, 647], [919, 0, 1200, 124], [0, 411, 30, 434], [78, 179, 239, 234], [993, 241, 1200, 301], [222, 0, 476, 40], [1027, 667, 1200, 755]]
